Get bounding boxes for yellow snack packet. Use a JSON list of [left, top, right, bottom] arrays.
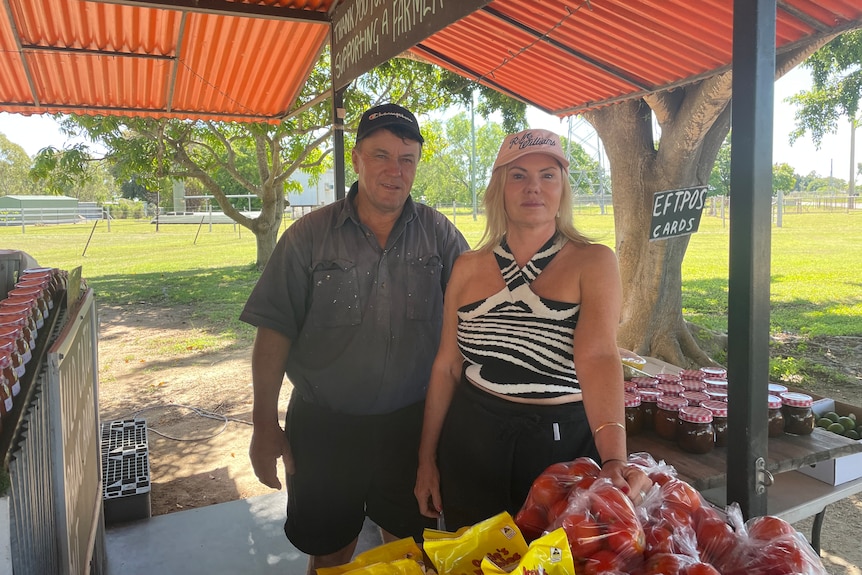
[[341, 558, 426, 575], [317, 538, 425, 575], [481, 528, 574, 575], [422, 512, 528, 575]]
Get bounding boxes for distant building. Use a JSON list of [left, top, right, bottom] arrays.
[[287, 169, 335, 207]]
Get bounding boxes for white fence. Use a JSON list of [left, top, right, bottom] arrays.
[[0, 205, 105, 228]]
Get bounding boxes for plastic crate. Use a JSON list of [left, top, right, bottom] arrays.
[[101, 418, 151, 525]]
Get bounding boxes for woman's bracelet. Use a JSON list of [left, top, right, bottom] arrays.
[[593, 421, 626, 436]]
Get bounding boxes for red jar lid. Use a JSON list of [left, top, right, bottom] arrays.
[[704, 378, 728, 390], [657, 382, 684, 396], [624, 392, 642, 407], [767, 394, 783, 409], [657, 396, 688, 411], [700, 366, 727, 378], [768, 383, 788, 395], [680, 369, 705, 380], [0, 339, 15, 353], [679, 406, 714, 423], [705, 389, 728, 402], [680, 379, 707, 392], [624, 381, 638, 393], [0, 317, 26, 329], [780, 392, 813, 408], [0, 355, 9, 369], [8, 287, 42, 298], [681, 391, 710, 406], [0, 305, 31, 317], [631, 376, 659, 388], [699, 400, 728, 417], [637, 389, 663, 403], [655, 373, 682, 384]]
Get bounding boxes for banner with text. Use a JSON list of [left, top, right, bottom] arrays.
[[332, 0, 490, 91], [650, 186, 708, 241]]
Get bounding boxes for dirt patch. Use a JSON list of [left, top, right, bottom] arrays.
[[96, 303, 862, 574]]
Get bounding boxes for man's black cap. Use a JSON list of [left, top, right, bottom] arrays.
[[356, 103, 424, 144]]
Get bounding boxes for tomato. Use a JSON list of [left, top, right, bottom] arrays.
[[661, 479, 702, 512], [567, 457, 602, 478], [643, 553, 688, 575], [682, 562, 721, 575], [561, 513, 605, 558], [644, 524, 675, 556], [742, 541, 808, 575], [581, 549, 619, 575], [695, 515, 736, 565], [528, 474, 569, 509], [514, 505, 547, 542], [746, 515, 795, 541], [649, 470, 676, 486], [691, 504, 723, 529], [546, 498, 570, 527], [658, 501, 694, 529], [574, 475, 597, 491]]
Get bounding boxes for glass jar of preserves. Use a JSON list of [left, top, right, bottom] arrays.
[[767, 394, 785, 438], [655, 373, 682, 385], [780, 392, 815, 436], [654, 396, 688, 441], [0, 354, 19, 398], [657, 382, 684, 397], [680, 391, 710, 407], [637, 389, 663, 431], [631, 376, 658, 389], [0, 374, 12, 417], [0, 317, 34, 356], [680, 369, 706, 381], [699, 400, 728, 447], [704, 378, 728, 392], [678, 406, 715, 454], [680, 379, 707, 393], [0, 307, 38, 345], [0, 326, 30, 366], [0, 338, 24, 379], [624, 392, 643, 436], [700, 366, 727, 379], [2, 295, 44, 329], [7, 286, 48, 320], [768, 383, 788, 396]]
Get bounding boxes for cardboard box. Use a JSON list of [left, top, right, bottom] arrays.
[[797, 398, 862, 486]]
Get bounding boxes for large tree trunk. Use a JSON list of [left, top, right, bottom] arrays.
[[580, 40, 832, 368], [250, 182, 285, 270]]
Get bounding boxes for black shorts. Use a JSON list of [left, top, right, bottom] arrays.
[[438, 378, 599, 531], [283, 395, 434, 556]]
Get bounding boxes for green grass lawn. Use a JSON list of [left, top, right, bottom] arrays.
[[2, 209, 860, 357]]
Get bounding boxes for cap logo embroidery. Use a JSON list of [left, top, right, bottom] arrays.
[[508, 131, 557, 150], [368, 111, 416, 124]]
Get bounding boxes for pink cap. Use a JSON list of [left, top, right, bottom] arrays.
[[654, 373, 682, 384], [768, 383, 788, 395], [680, 379, 707, 392], [624, 392, 641, 407], [624, 380, 638, 393], [493, 129, 569, 171], [767, 394, 783, 409], [680, 369, 705, 380], [657, 396, 688, 411], [637, 389, 663, 403], [631, 376, 659, 388], [700, 400, 728, 418], [656, 382, 684, 396], [680, 391, 710, 406], [700, 366, 727, 378]]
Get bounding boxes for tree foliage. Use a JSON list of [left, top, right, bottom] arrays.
[[0, 133, 37, 196], [31, 54, 525, 269], [788, 30, 862, 148]]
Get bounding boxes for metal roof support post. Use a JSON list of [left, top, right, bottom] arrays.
[[333, 87, 346, 201], [726, 0, 775, 519]]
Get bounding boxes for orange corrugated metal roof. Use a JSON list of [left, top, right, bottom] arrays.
[[0, 0, 860, 122]]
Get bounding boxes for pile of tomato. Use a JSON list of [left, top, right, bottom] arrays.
[[514, 455, 827, 575]]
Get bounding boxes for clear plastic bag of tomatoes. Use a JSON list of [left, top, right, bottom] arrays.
[[514, 457, 602, 543], [719, 504, 828, 575], [546, 477, 646, 575]]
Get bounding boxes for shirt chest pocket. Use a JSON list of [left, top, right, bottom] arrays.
[[309, 259, 361, 328], [406, 254, 444, 321]]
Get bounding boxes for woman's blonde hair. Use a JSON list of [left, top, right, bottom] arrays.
[[475, 162, 593, 252]]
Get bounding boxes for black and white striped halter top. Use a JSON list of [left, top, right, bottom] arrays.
[[457, 234, 581, 399]]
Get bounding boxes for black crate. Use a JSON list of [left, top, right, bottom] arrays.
[[101, 418, 151, 525]]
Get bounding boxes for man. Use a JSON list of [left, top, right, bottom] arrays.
[[240, 103, 468, 574]]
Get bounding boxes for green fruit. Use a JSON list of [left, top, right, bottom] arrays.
[[827, 422, 846, 434], [844, 429, 860, 440], [825, 411, 841, 423], [838, 416, 856, 431], [817, 418, 834, 429], [849, 413, 857, 421]]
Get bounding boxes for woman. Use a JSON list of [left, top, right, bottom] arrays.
[[414, 128, 650, 530]]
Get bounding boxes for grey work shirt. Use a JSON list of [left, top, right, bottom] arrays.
[[240, 183, 469, 415]]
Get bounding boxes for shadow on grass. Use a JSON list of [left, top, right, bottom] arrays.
[[682, 277, 862, 337]]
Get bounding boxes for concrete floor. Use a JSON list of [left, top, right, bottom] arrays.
[[104, 492, 384, 575]]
